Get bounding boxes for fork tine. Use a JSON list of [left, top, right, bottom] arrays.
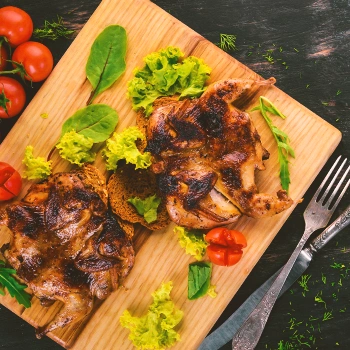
[[319, 157, 347, 203], [327, 169, 350, 210], [312, 155, 342, 201], [321, 158, 349, 205]]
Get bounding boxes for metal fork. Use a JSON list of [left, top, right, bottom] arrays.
[[232, 156, 350, 350]]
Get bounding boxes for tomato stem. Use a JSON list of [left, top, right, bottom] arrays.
[[0, 88, 10, 117], [0, 60, 32, 85]]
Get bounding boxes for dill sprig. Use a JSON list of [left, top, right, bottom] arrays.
[[251, 96, 295, 192], [298, 274, 311, 296], [218, 33, 237, 52], [33, 15, 75, 41]]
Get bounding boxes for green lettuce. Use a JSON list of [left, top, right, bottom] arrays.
[[174, 226, 208, 261], [56, 130, 96, 166], [102, 126, 152, 170], [22, 146, 52, 180], [127, 46, 211, 116], [120, 281, 183, 350], [127, 194, 161, 223]]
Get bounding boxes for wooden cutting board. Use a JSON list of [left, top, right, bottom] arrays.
[[0, 0, 341, 348]]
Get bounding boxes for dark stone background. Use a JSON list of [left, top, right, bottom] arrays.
[[0, 0, 349, 349]]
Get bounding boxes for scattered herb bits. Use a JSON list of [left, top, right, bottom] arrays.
[[33, 15, 74, 41]]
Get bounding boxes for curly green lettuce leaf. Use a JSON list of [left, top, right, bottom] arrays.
[[174, 56, 212, 98], [102, 126, 152, 170], [127, 194, 161, 223], [56, 130, 96, 166], [22, 146, 52, 180], [174, 226, 208, 261], [120, 281, 183, 350], [127, 46, 211, 117]]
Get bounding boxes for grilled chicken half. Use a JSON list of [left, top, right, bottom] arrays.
[[145, 78, 293, 228], [0, 165, 134, 338]]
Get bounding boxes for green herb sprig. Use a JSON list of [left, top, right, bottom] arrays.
[[251, 96, 295, 192], [0, 261, 31, 308], [33, 16, 74, 41], [218, 34, 237, 52]]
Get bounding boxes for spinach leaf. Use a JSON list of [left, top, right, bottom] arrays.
[[60, 104, 118, 143], [0, 261, 31, 308], [188, 261, 213, 300], [86, 25, 127, 104]]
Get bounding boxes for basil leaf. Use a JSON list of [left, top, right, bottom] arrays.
[[0, 261, 31, 308], [188, 261, 212, 300], [86, 25, 127, 104], [60, 104, 118, 143]]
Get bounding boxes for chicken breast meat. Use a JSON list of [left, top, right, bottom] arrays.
[[145, 78, 293, 229], [0, 165, 134, 338]]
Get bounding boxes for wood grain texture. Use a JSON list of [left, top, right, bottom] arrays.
[[0, 0, 343, 349]]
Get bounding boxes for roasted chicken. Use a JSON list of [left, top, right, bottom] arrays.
[[145, 78, 293, 228], [0, 165, 134, 338]]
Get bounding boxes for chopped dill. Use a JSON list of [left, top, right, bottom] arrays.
[[218, 33, 237, 52], [294, 48, 299, 52], [314, 291, 327, 309], [331, 262, 345, 269], [298, 274, 311, 296], [321, 273, 326, 284], [336, 89, 342, 95], [322, 311, 333, 321], [33, 15, 75, 41]]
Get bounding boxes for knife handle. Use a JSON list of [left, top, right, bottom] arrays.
[[309, 205, 350, 253]]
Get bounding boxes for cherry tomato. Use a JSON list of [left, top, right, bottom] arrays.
[[0, 6, 33, 47], [12, 41, 53, 82], [0, 162, 22, 201], [205, 227, 247, 266], [0, 76, 26, 118], [0, 45, 8, 71]]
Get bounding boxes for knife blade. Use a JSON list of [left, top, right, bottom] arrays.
[[198, 205, 350, 350]]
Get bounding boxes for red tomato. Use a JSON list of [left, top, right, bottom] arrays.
[[0, 162, 22, 201], [205, 227, 247, 266], [0, 45, 8, 71], [0, 76, 26, 118], [0, 6, 33, 47], [12, 41, 53, 82]]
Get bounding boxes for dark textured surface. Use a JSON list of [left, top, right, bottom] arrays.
[[0, 0, 349, 349]]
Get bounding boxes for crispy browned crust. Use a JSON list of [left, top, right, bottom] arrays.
[[115, 216, 135, 240], [136, 97, 179, 152], [107, 164, 170, 231]]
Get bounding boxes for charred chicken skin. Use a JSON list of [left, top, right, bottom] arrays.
[[0, 165, 134, 338], [145, 78, 293, 228]]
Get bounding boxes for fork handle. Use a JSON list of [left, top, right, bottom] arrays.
[[309, 205, 350, 253], [231, 227, 313, 350]]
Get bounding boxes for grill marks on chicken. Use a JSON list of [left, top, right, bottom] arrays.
[[0, 165, 134, 338], [146, 78, 293, 228]]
